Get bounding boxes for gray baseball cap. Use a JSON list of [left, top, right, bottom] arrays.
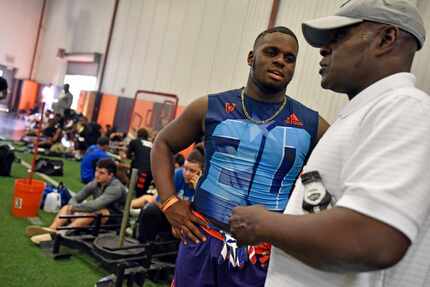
[[302, 0, 426, 50]]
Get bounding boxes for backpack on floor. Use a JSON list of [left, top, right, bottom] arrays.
[[35, 157, 64, 176], [0, 144, 15, 176]]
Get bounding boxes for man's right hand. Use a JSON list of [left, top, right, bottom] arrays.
[[189, 171, 202, 189], [163, 199, 207, 244]]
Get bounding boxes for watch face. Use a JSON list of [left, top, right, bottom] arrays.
[[302, 185, 334, 214], [304, 188, 325, 205]]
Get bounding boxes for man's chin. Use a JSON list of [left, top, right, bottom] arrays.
[[321, 80, 347, 95], [320, 76, 332, 90], [321, 81, 328, 90]]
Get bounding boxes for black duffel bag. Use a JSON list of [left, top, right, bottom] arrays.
[[0, 144, 15, 176], [35, 157, 64, 176]]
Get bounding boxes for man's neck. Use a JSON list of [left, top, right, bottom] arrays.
[[245, 79, 286, 103], [346, 70, 410, 100], [98, 177, 114, 189]]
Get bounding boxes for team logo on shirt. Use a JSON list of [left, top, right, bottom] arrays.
[[285, 113, 303, 127], [225, 102, 236, 113]]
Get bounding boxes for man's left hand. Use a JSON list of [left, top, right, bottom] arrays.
[[229, 205, 268, 246]]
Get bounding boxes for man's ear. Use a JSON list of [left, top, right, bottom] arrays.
[[374, 25, 399, 56], [247, 51, 254, 66]]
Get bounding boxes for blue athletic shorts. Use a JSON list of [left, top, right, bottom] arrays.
[[172, 232, 268, 287]]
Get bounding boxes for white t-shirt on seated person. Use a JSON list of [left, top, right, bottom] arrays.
[[265, 73, 430, 287]]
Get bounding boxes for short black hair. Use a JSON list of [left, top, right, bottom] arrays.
[[97, 136, 110, 146], [253, 26, 299, 50], [97, 158, 117, 175], [174, 153, 185, 167], [137, 128, 149, 140], [0, 77, 8, 91]]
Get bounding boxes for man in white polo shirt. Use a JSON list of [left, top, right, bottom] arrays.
[[229, 1, 430, 286]]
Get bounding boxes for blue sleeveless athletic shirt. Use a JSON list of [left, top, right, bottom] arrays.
[[193, 88, 319, 225]]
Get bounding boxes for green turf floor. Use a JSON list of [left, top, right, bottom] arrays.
[[0, 151, 166, 286]]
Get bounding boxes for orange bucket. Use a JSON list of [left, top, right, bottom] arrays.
[[11, 179, 45, 217]]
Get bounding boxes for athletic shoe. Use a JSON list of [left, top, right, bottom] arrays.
[[25, 225, 57, 237], [30, 233, 52, 245]]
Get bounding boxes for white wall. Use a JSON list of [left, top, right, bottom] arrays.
[[33, 0, 115, 85], [412, 0, 430, 91], [102, 0, 273, 102], [30, 0, 430, 123], [0, 0, 43, 78], [100, 0, 350, 122], [276, 0, 349, 123], [277, 0, 430, 123]]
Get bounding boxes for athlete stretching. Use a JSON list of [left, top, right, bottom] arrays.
[[151, 26, 329, 287]]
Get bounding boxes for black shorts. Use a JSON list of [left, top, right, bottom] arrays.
[[134, 170, 153, 198], [106, 210, 123, 226]]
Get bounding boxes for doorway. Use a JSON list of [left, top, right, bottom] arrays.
[[64, 61, 99, 110], [63, 74, 97, 110]]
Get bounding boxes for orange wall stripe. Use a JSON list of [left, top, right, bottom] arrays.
[[18, 80, 39, 111], [97, 93, 118, 128], [76, 90, 87, 114], [82, 91, 97, 120]]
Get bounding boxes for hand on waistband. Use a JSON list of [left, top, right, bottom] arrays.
[[163, 199, 208, 245]]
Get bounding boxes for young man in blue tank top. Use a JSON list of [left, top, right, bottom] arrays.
[[151, 26, 329, 287]]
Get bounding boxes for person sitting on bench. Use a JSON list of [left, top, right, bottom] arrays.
[[26, 158, 127, 243], [132, 145, 204, 243]]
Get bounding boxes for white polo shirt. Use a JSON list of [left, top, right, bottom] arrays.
[[265, 73, 430, 287]]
